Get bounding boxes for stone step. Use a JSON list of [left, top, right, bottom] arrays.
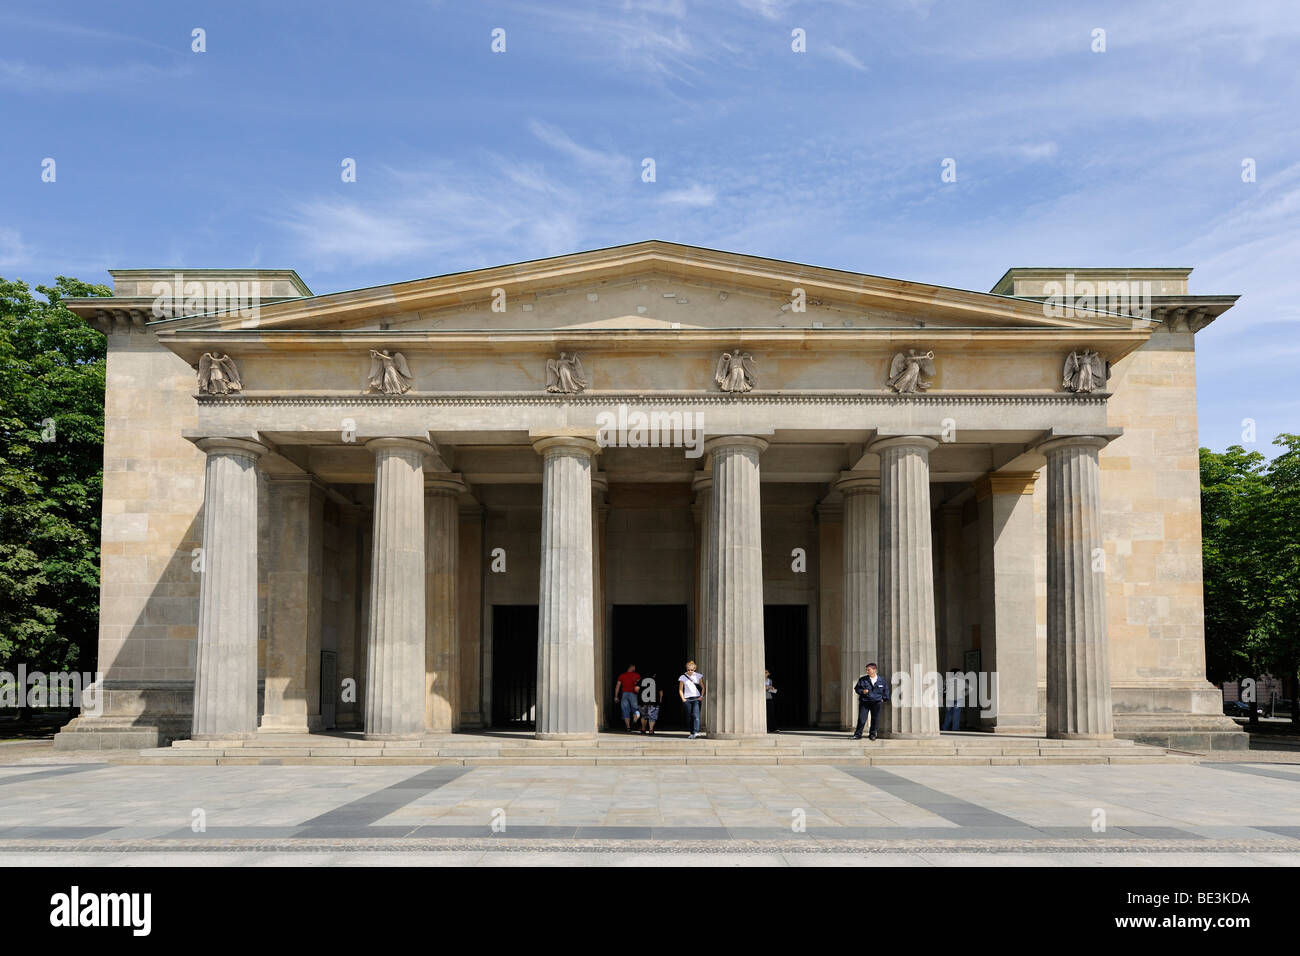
[[142, 744, 1163, 762], [113, 751, 1195, 767], [167, 733, 1138, 751]]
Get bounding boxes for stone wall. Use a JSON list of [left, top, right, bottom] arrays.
[[55, 326, 210, 748], [1099, 328, 1240, 746]]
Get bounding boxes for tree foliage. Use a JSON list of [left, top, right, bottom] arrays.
[[0, 276, 109, 672], [1201, 435, 1300, 694]]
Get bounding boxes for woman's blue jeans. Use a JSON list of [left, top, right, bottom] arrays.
[[682, 698, 701, 735]]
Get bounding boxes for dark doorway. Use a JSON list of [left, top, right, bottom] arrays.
[[491, 605, 538, 729], [764, 605, 810, 730], [611, 605, 689, 731]]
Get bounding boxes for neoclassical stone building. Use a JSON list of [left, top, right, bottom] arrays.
[[54, 241, 1244, 750]]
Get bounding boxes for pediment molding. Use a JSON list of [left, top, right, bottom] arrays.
[[104, 241, 1163, 334]]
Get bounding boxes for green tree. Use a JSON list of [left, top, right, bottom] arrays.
[[1201, 445, 1270, 685], [1260, 434, 1300, 719], [1201, 436, 1300, 725], [0, 276, 109, 676]]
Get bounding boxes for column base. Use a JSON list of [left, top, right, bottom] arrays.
[[52, 679, 200, 750], [364, 732, 425, 742], [258, 715, 324, 734], [1047, 731, 1114, 741], [709, 732, 769, 740], [983, 714, 1045, 735], [535, 732, 596, 741], [885, 732, 942, 740]]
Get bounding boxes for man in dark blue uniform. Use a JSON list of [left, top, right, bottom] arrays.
[[851, 663, 889, 740]]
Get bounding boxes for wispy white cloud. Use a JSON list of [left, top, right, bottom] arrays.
[[825, 44, 866, 71], [528, 120, 626, 178], [0, 12, 186, 56], [0, 58, 191, 93], [658, 184, 717, 207], [0, 228, 31, 269]]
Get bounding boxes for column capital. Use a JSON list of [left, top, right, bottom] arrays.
[[704, 435, 769, 456], [974, 471, 1039, 500], [835, 473, 880, 496], [869, 435, 938, 455], [424, 474, 467, 496], [365, 436, 435, 457], [532, 435, 601, 458], [815, 501, 843, 521], [1035, 434, 1111, 456], [194, 436, 267, 458], [1031, 426, 1122, 456], [264, 473, 327, 492]]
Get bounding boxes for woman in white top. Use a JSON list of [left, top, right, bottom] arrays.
[[678, 660, 706, 739]]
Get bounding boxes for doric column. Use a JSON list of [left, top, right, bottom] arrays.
[[192, 437, 266, 740], [260, 476, 325, 733], [364, 438, 432, 740], [815, 501, 843, 727], [335, 504, 361, 729], [706, 436, 768, 737], [976, 472, 1040, 733], [456, 503, 485, 730], [692, 472, 715, 732], [872, 436, 940, 738], [1040, 436, 1114, 738], [354, 518, 373, 725], [424, 475, 464, 733], [592, 473, 609, 730], [837, 475, 879, 731], [937, 503, 965, 674], [533, 436, 599, 739]]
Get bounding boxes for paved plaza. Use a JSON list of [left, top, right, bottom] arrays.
[[3, 744, 1299, 865]]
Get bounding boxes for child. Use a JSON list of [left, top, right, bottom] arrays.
[[639, 673, 663, 734]]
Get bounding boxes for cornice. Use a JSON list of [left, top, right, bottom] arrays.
[[195, 390, 1111, 408]]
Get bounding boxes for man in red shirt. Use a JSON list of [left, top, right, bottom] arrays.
[[614, 664, 642, 731]]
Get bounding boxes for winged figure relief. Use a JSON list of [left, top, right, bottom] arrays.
[[887, 349, 935, 394], [714, 350, 757, 392], [1062, 349, 1109, 393], [367, 349, 414, 395], [196, 352, 243, 395], [545, 352, 587, 394]]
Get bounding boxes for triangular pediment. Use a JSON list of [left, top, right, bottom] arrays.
[[139, 241, 1144, 335]]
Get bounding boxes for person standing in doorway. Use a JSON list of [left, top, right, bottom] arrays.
[[942, 668, 965, 731], [764, 669, 779, 733], [614, 664, 642, 732], [679, 661, 706, 739], [851, 663, 889, 740]]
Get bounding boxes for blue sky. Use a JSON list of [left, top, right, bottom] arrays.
[[2, 0, 1297, 453]]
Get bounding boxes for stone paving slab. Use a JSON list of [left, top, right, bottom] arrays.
[[2, 759, 1299, 861], [6, 848, 1299, 866]]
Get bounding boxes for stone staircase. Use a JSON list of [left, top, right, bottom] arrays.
[[112, 730, 1198, 766]]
